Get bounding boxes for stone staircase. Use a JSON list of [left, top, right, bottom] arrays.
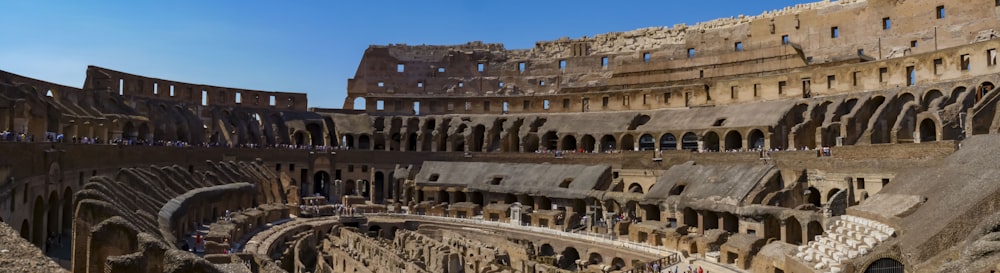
[[794, 215, 895, 273]]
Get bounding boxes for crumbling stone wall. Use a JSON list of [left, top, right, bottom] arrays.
[[72, 160, 288, 273]]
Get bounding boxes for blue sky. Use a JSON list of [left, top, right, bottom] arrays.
[[0, 1, 810, 109]]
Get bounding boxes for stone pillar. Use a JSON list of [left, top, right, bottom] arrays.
[[697, 212, 705, 234], [779, 222, 788, 243], [801, 223, 811, 245]]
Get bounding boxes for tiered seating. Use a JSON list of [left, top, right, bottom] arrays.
[[794, 215, 895, 273]]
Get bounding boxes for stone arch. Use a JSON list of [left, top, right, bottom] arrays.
[[306, 123, 323, 146], [628, 183, 643, 193], [807, 187, 821, 207], [367, 225, 382, 238], [389, 133, 401, 151], [947, 86, 972, 110], [175, 120, 191, 143], [638, 134, 655, 151], [359, 180, 370, 197], [920, 118, 938, 142], [470, 192, 484, 206], [453, 191, 467, 203], [352, 97, 366, 110], [437, 190, 450, 204], [538, 196, 552, 210], [580, 135, 596, 152], [620, 134, 635, 151], [407, 132, 417, 151], [344, 179, 356, 196], [521, 134, 538, 152], [827, 188, 841, 203], [20, 219, 29, 240], [785, 216, 803, 245], [137, 122, 151, 142], [342, 135, 355, 149], [748, 129, 766, 149], [724, 130, 743, 151], [122, 121, 137, 141], [721, 212, 739, 233], [472, 125, 487, 151], [863, 258, 904, 273], [504, 193, 517, 204], [292, 130, 307, 146], [313, 171, 330, 198], [703, 131, 721, 152], [541, 131, 558, 150], [357, 134, 371, 150], [807, 221, 823, 242], [587, 252, 603, 265], [599, 135, 616, 152], [560, 135, 577, 151], [681, 132, 698, 150], [640, 204, 660, 221], [977, 81, 996, 103], [420, 132, 433, 152], [763, 214, 781, 241], [659, 133, 677, 150], [683, 207, 698, 228], [923, 89, 945, 109], [518, 194, 535, 209], [47, 191, 59, 246], [603, 199, 620, 213], [558, 247, 581, 270], [372, 171, 385, 204], [32, 196, 44, 247], [611, 257, 626, 270], [539, 244, 556, 256], [703, 211, 719, 230], [892, 93, 919, 143]]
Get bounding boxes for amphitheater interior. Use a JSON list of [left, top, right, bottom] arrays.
[[7, 0, 1000, 272]]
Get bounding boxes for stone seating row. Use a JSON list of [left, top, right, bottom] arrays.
[[793, 216, 896, 273]]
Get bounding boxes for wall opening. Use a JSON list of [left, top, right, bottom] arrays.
[[882, 17, 891, 30], [118, 79, 124, 95], [906, 66, 916, 86], [153, 83, 158, 95], [864, 258, 904, 273], [169, 85, 175, 97], [269, 95, 276, 106], [413, 101, 420, 116], [201, 90, 208, 106], [989, 49, 998, 66], [397, 63, 405, 72], [601, 56, 609, 67]]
